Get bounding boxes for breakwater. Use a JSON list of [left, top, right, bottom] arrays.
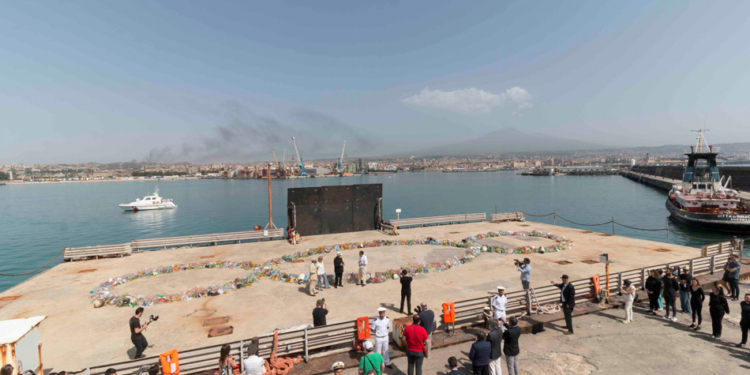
[[630, 165, 750, 191]]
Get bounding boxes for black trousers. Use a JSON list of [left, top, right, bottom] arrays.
[[648, 292, 660, 311], [663, 295, 677, 317], [741, 320, 749, 345], [334, 272, 343, 287], [132, 336, 148, 359], [563, 305, 574, 332], [472, 364, 489, 375], [407, 350, 424, 375], [710, 309, 725, 337], [728, 279, 740, 299], [401, 291, 412, 313], [691, 303, 702, 325]]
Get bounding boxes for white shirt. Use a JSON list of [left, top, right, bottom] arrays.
[[623, 285, 636, 302], [316, 262, 325, 275], [492, 294, 507, 317], [359, 255, 368, 268], [243, 355, 265, 375], [371, 317, 391, 337]]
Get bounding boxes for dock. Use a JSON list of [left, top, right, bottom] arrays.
[[622, 170, 750, 205], [0, 220, 712, 371]]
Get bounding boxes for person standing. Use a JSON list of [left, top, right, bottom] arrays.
[[313, 299, 328, 327], [737, 293, 750, 347], [130, 307, 150, 359], [243, 343, 264, 375], [358, 251, 368, 287], [308, 259, 319, 296], [516, 258, 532, 290], [491, 286, 508, 330], [358, 341, 384, 375], [402, 315, 428, 375], [689, 279, 705, 331], [645, 270, 662, 315], [502, 317, 521, 375], [400, 269, 413, 314], [447, 357, 465, 375], [317, 256, 331, 290], [485, 319, 504, 375], [418, 302, 435, 358], [551, 275, 575, 335], [709, 285, 730, 339], [621, 279, 636, 324], [333, 252, 345, 288], [469, 333, 491, 375], [662, 269, 679, 322], [371, 307, 392, 369], [678, 266, 692, 314], [726, 255, 741, 301], [218, 344, 237, 375]]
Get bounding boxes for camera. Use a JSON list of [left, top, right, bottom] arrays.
[[513, 259, 521, 266], [147, 315, 160, 324]]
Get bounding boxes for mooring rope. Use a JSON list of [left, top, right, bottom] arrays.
[[520, 287, 561, 318], [613, 221, 667, 232], [554, 213, 613, 227], [520, 211, 555, 218], [0, 248, 65, 276]]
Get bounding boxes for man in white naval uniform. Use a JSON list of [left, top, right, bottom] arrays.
[[371, 307, 392, 369], [492, 286, 508, 332]]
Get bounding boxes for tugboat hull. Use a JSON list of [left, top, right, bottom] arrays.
[[666, 199, 750, 234]]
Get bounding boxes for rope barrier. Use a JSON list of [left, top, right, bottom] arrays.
[[519, 211, 743, 243], [554, 214, 613, 227], [613, 221, 667, 232], [520, 211, 555, 217], [0, 248, 65, 276]]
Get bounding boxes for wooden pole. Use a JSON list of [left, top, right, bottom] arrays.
[[666, 218, 669, 243], [605, 263, 610, 302], [553, 210, 556, 226], [267, 164, 274, 229], [612, 217, 615, 235]]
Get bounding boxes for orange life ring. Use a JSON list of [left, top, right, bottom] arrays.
[[442, 302, 455, 324], [356, 317, 370, 340], [592, 274, 601, 294], [159, 349, 180, 375]]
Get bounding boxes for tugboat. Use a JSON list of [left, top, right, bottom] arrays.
[[521, 168, 555, 176], [119, 187, 177, 212], [666, 130, 750, 233]]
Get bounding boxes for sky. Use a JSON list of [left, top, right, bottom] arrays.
[[1, 1, 750, 164]]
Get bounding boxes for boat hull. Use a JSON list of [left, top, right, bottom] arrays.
[[666, 199, 750, 234], [119, 203, 177, 212]]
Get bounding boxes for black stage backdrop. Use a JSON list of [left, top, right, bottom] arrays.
[[287, 183, 382, 236]]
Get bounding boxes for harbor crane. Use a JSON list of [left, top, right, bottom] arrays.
[[292, 136, 308, 176], [336, 141, 346, 174], [272, 149, 281, 169]]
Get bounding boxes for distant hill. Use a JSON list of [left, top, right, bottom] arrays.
[[412, 128, 608, 156]]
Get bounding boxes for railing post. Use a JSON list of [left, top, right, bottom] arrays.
[[710, 255, 716, 275], [525, 290, 533, 315], [701, 246, 707, 257], [719, 243, 723, 254], [641, 268, 646, 290], [240, 340, 245, 374], [739, 239, 745, 262], [304, 326, 309, 363], [553, 211, 556, 226], [689, 258, 695, 278], [617, 273, 622, 295], [612, 217, 615, 235], [665, 218, 669, 243]]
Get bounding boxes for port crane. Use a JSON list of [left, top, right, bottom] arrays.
[[336, 141, 347, 174], [292, 137, 308, 176]]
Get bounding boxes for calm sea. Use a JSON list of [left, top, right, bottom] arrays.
[[1, 172, 746, 292]]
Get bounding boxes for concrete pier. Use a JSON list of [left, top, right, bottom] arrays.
[[0, 221, 704, 371], [622, 170, 750, 205]]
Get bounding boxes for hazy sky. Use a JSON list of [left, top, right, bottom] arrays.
[[2, 1, 750, 163]]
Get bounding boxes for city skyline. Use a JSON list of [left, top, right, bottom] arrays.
[[2, 1, 750, 164]]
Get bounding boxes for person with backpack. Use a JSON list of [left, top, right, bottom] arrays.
[[358, 341, 384, 375]]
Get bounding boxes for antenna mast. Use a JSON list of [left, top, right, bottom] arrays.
[[691, 129, 710, 153]]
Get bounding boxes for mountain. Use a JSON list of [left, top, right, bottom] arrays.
[[413, 128, 608, 156]]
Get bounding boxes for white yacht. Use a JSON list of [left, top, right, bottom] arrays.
[[119, 187, 177, 212]]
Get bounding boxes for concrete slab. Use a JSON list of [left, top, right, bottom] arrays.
[[0, 221, 704, 370]]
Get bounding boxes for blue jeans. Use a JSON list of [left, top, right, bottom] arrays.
[[679, 290, 691, 314], [317, 274, 330, 289]]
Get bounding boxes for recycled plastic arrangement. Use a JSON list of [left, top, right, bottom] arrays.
[[90, 230, 573, 308]]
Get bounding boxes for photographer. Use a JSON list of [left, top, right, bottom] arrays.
[[515, 258, 531, 290], [130, 307, 150, 359], [313, 299, 328, 327]]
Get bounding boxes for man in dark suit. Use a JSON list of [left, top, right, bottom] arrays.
[[485, 319, 503, 375], [502, 317, 521, 375], [551, 274, 576, 335], [447, 356, 465, 375], [418, 302, 435, 357], [468, 333, 491, 375]]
